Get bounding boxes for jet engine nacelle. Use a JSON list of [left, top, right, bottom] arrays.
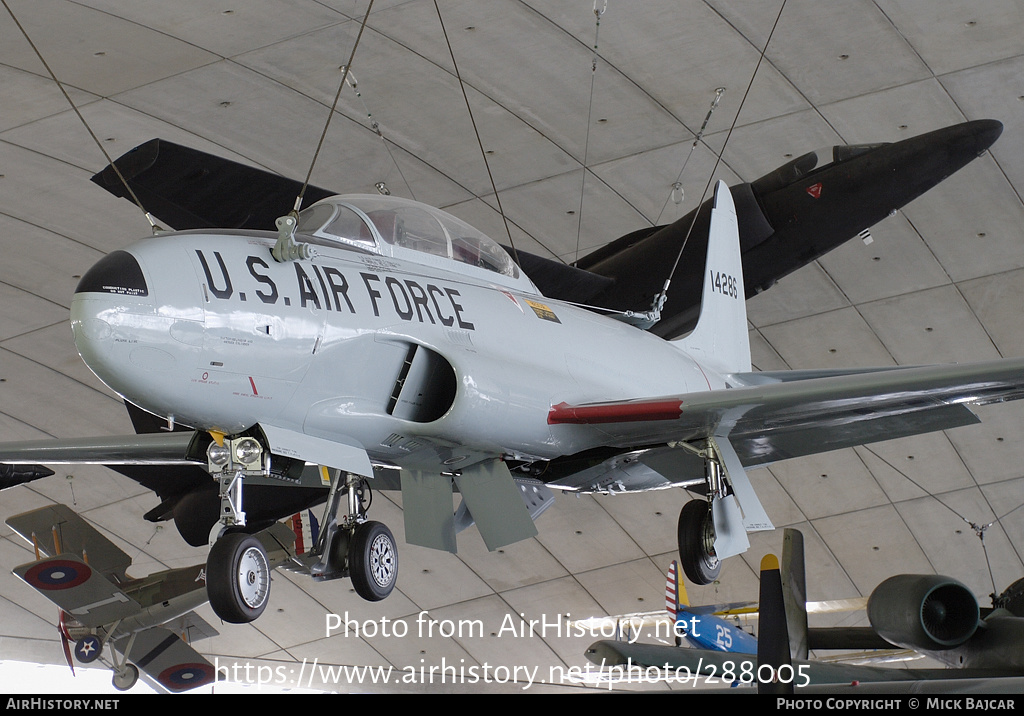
[[866, 574, 980, 651]]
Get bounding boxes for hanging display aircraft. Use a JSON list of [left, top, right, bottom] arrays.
[[663, 559, 756, 654], [3, 176, 1024, 627], [88, 120, 1003, 340], [3, 504, 280, 692], [586, 529, 1024, 691]]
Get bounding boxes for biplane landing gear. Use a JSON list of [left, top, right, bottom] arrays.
[[677, 499, 721, 585], [206, 532, 271, 624], [112, 662, 139, 691]]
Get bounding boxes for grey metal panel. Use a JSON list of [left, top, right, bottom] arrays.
[[0, 432, 198, 465], [453, 460, 538, 551], [733, 403, 981, 467], [399, 469, 456, 553]]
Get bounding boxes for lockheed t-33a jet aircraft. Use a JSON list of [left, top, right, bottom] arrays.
[[3, 176, 1024, 627]]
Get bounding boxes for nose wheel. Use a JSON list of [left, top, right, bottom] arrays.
[[206, 532, 271, 624]]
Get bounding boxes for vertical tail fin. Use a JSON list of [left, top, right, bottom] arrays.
[[673, 181, 751, 375], [665, 559, 689, 615]]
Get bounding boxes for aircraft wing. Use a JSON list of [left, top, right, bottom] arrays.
[[13, 554, 142, 628], [0, 432, 199, 467], [91, 138, 334, 232], [549, 357, 1024, 470], [113, 626, 216, 693], [7, 504, 134, 581]]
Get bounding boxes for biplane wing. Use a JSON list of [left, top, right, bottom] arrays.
[[7, 503, 133, 581], [13, 554, 142, 629], [113, 626, 216, 693]]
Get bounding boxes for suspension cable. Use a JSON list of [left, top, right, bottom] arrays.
[[573, 0, 607, 264], [293, 0, 375, 215], [648, 0, 788, 321], [433, 0, 520, 267], [338, 66, 416, 200], [860, 444, 1012, 599], [2, 0, 163, 233], [654, 87, 725, 226]]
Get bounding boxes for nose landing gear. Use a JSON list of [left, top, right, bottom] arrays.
[[201, 431, 401, 624], [207, 532, 272, 624]]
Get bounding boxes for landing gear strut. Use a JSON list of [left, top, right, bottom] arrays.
[[112, 662, 139, 691], [310, 472, 399, 601], [203, 435, 274, 624], [674, 439, 731, 585]]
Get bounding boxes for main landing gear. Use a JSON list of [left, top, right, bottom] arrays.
[[308, 472, 399, 602], [674, 439, 733, 586], [64, 621, 140, 691], [202, 434, 398, 624], [677, 499, 720, 585]]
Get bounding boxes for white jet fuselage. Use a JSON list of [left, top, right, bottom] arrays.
[[71, 230, 719, 471]]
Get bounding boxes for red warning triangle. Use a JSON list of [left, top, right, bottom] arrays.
[[806, 182, 822, 199]]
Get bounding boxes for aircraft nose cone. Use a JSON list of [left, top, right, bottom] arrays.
[[947, 118, 1002, 158], [75, 250, 149, 297]]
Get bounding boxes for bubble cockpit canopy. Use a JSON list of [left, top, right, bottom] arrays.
[[296, 195, 533, 291]]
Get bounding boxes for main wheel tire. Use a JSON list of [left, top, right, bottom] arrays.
[[350, 521, 398, 602], [112, 663, 139, 691], [678, 499, 721, 585], [207, 532, 271, 623]]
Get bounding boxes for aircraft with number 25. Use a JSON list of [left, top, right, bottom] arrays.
[[3, 171, 1024, 627]]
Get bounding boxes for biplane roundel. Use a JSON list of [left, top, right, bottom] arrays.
[[23, 559, 92, 591]]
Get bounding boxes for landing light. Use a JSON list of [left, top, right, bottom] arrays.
[[206, 437, 265, 473], [234, 438, 262, 465], [207, 443, 230, 467]]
